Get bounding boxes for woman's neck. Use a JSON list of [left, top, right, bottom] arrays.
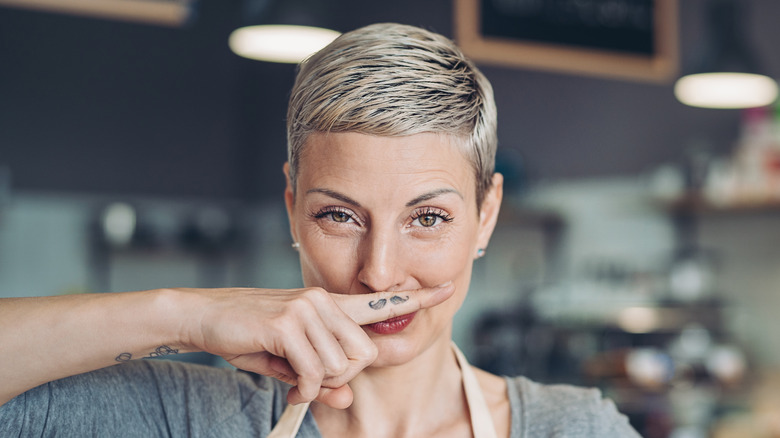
[[311, 336, 471, 438]]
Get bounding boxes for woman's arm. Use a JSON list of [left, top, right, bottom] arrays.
[[0, 289, 188, 406], [0, 284, 454, 408]]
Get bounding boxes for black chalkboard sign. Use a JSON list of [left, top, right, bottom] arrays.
[[454, 0, 677, 82]]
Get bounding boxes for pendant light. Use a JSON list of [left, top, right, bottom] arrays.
[[228, 0, 340, 64], [0, 0, 194, 27], [674, 0, 777, 109]]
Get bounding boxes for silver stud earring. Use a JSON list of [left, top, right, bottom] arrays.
[[476, 248, 486, 258], [291, 242, 300, 250]]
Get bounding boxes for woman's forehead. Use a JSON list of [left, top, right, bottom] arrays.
[[296, 132, 476, 202], [299, 132, 469, 175]]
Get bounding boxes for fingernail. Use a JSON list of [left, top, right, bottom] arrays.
[[437, 281, 453, 288]]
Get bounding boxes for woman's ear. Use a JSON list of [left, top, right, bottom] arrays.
[[283, 162, 297, 242], [476, 173, 504, 253]]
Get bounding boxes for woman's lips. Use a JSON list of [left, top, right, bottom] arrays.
[[364, 312, 417, 335]]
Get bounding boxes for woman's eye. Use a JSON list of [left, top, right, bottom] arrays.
[[416, 214, 439, 227], [330, 211, 352, 223], [410, 208, 452, 228], [311, 207, 357, 225]]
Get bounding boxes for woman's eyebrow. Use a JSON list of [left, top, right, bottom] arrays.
[[406, 188, 462, 207], [306, 188, 362, 207]]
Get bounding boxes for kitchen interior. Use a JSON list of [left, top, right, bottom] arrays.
[[2, 0, 780, 437]]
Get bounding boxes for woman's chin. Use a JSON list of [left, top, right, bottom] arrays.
[[362, 320, 449, 368]]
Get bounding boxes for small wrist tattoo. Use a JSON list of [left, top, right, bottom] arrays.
[[146, 345, 179, 358], [115, 352, 133, 363]]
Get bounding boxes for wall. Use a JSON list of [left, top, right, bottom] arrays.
[[2, 1, 780, 201]]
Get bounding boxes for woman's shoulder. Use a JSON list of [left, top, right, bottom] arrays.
[[506, 376, 640, 437], [507, 375, 607, 410]]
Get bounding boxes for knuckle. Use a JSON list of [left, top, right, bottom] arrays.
[[303, 286, 326, 297], [356, 343, 378, 364], [302, 287, 330, 304], [368, 344, 379, 362], [288, 295, 314, 312], [293, 287, 331, 308], [282, 298, 319, 322], [328, 357, 349, 376], [300, 364, 325, 382]]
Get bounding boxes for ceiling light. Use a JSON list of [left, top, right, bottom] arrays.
[[674, 0, 777, 109], [228, 24, 340, 64], [0, 0, 194, 27], [675, 72, 778, 109]]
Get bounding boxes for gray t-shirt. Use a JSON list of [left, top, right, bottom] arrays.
[[1, 360, 639, 437]]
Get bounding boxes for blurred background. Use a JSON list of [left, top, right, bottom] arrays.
[[2, 1, 780, 436]]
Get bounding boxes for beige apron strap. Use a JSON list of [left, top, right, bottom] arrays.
[[452, 342, 499, 438], [266, 342, 498, 438], [266, 401, 310, 438]]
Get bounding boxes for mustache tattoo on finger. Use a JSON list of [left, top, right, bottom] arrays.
[[390, 295, 409, 304], [368, 295, 410, 310]]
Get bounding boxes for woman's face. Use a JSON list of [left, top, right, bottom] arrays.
[[284, 132, 502, 367]]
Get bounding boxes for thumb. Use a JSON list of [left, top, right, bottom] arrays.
[[287, 383, 354, 408], [315, 385, 354, 409]]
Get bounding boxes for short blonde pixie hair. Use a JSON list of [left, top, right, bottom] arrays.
[[286, 22, 498, 207]]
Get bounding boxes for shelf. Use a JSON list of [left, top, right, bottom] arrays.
[[662, 193, 780, 215]]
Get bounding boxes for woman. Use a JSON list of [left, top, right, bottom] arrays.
[[0, 23, 638, 437]]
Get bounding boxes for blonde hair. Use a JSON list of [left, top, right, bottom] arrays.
[[286, 23, 497, 207]]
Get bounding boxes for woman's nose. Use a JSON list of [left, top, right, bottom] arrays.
[[356, 227, 405, 293]]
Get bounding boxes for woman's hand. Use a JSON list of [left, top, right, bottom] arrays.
[[179, 283, 455, 409], [0, 284, 453, 409]]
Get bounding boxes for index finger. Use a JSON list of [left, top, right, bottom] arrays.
[[331, 282, 455, 326]]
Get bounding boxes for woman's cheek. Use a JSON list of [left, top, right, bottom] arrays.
[[299, 228, 361, 292], [408, 236, 473, 287]]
